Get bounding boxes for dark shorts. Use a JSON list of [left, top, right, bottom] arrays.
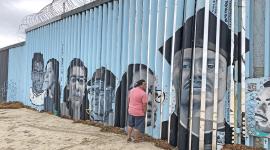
[[128, 114, 145, 133]]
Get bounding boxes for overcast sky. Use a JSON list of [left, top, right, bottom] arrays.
[[0, 0, 52, 48]]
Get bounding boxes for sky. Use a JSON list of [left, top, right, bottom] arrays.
[[0, 0, 52, 48]]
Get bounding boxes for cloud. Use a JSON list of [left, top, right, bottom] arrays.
[[10, 0, 52, 13], [0, 0, 52, 48]]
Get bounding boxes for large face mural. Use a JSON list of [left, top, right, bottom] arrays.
[[255, 81, 270, 133], [114, 64, 165, 129], [172, 46, 228, 148], [246, 78, 270, 137], [128, 64, 158, 128], [175, 48, 227, 133], [167, 8, 231, 149], [87, 67, 116, 123], [30, 53, 45, 106], [61, 58, 89, 120], [43, 58, 60, 116]]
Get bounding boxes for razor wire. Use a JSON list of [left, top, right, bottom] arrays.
[[19, 0, 97, 31]]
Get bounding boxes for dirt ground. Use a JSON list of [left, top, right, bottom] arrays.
[[0, 108, 162, 150]]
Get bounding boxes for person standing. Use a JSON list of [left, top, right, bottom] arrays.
[[127, 79, 148, 143]]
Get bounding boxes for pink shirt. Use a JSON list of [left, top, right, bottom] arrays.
[[128, 87, 148, 116]]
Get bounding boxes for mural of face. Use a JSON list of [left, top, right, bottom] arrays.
[[31, 61, 44, 94], [67, 66, 86, 105], [174, 48, 227, 135], [131, 68, 158, 127], [43, 61, 56, 90], [88, 79, 115, 122], [255, 86, 270, 133], [87, 68, 115, 122]]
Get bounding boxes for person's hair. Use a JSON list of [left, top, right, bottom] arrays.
[[135, 79, 146, 87], [67, 58, 88, 82], [32, 53, 44, 70], [264, 81, 270, 88], [88, 67, 116, 88], [46, 58, 59, 81]]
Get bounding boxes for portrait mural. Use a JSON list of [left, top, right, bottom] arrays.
[[114, 64, 166, 134], [30, 52, 46, 106], [61, 58, 89, 121], [156, 8, 233, 149], [246, 77, 270, 138], [43, 58, 61, 116], [87, 67, 116, 124]]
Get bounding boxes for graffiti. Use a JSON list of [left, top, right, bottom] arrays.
[[0, 81, 8, 99], [0, 81, 17, 101]]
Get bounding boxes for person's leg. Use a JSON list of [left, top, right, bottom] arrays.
[[127, 114, 135, 142], [134, 116, 145, 142], [133, 128, 142, 142], [127, 126, 133, 139]]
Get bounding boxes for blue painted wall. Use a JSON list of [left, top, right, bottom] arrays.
[[3, 0, 268, 148]]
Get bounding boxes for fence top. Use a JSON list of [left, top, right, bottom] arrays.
[[0, 42, 25, 52], [25, 0, 115, 33]]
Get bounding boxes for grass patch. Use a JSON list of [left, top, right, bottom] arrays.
[[222, 144, 264, 150], [0, 101, 24, 109]]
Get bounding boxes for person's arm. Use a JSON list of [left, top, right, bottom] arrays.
[[127, 91, 130, 110], [142, 94, 148, 115]]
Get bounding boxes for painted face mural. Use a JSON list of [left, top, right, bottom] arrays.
[[255, 81, 270, 133], [62, 58, 89, 120], [129, 66, 158, 128], [43, 61, 56, 89], [30, 53, 45, 106], [114, 64, 162, 129], [87, 67, 116, 123], [31, 54, 44, 94], [166, 7, 233, 148], [171, 44, 228, 149], [68, 66, 86, 104], [179, 48, 227, 131], [43, 58, 60, 115], [246, 78, 270, 137]]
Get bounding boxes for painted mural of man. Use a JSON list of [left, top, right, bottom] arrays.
[[114, 64, 162, 131], [43, 58, 61, 116], [128, 64, 158, 128], [30, 52, 45, 106], [255, 81, 270, 133], [62, 58, 89, 120], [166, 9, 231, 149], [87, 67, 116, 124], [173, 46, 227, 149]]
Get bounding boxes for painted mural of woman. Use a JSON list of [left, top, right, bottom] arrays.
[[43, 58, 61, 116]]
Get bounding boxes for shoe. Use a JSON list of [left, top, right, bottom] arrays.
[[133, 138, 143, 143], [127, 138, 132, 143]]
